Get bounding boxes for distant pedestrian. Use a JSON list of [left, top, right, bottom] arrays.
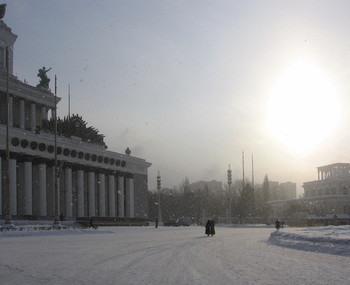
[[155, 218, 159, 229], [205, 220, 211, 236], [275, 220, 280, 230], [210, 220, 215, 236], [281, 220, 284, 229]]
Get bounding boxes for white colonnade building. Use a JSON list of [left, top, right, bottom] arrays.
[[0, 18, 151, 222]]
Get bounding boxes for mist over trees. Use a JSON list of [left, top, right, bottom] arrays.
[[149, 178, 226, 224], [148, 175, 281, 224]]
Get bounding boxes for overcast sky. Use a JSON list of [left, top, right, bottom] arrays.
[[6, 1, 350, 193]]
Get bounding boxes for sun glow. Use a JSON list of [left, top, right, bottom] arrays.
[[267, 60, 341, 153]]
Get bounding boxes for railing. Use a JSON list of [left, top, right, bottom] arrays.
[[76, 217, 149, 227]]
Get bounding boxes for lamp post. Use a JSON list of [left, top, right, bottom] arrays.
[[157, 171, 161, 227], [3, 46, 14, 228], [227, 164, 232, 224]]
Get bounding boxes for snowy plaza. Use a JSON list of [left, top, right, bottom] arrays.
[[1, 224, 349, 285], [1, 3, 350, 284]]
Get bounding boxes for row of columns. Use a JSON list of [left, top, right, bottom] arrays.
[[5, 96, 49, 130], [317, 166, 350, 181], [0, 157, 135, 219]]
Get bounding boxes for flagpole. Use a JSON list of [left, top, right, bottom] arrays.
[[68, 84, 70, 118], [53, 75, 61, 227]]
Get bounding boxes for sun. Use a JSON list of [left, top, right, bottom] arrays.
[[266, 60, 341, 153]]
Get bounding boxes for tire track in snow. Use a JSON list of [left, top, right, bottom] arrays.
[[65, 243, 175, 284]]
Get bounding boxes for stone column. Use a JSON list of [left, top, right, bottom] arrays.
[[20, 100, 25, 129], [77, 170, 84, 217], [108, 175, 116, 217], [88, 172, 95, 216], [51, 108, 56, 120], [38, 163, 47, 216], [24, 161, 33, 215], [41, 106, 47, 121], [8, 96, 13, 127], [52, 166, 61, 217], [118, 176, 125, 217], [30, 103, 36, 131], [125, 177, 135, 218], [65, 167, 73, 218], [0, 158, 2, 216], [98, 173, 106, 217], [9, 158, 17, 215]]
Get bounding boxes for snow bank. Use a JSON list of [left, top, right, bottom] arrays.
[[0, 221, 115, 237], [0, 228, 115, 238], [268, 225, 350, 256]]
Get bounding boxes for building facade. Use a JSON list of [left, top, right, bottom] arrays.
[[277, 182, 297, 200], [0, 19, 151, 221], [255, 181, 297, 201], [190, 180, 223, 192], [268, 163, 350, 225], [302, 163, 350, 217]]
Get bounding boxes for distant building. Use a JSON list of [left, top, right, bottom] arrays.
[[191, 180, 223, 192], [268, 163, 350, 225], [303, 163, 350, 197], [302, 163, 350, 216], [0, 17, 151, 222], [278, 182, 297, 200], [256, 181, 297, 201]]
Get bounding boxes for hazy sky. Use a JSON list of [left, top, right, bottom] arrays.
[[6, 1, 350, 193]]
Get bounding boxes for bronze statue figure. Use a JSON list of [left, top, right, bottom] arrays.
[[37, 67, 52, 88], [0, 4, 6, 20]]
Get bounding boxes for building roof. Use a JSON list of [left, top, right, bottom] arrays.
[[317, 163, 350, 171]]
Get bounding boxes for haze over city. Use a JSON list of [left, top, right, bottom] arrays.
[[7, 1, 350, 193]]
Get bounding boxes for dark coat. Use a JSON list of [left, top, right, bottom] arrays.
[[205, 220, 211, 235], [275, 220, 280, 230], [210, 220, 215, 235]]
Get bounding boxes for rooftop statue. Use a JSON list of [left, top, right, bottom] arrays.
[[37, 66, 51, 88], [0, 4, 6, 20]]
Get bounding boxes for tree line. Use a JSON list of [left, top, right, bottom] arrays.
[[148, 175, 273, 224]]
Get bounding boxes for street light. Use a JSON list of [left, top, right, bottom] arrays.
[[157, 171, 161, 227], [227, 164, 232, 224], [3, 46, 14, 228]]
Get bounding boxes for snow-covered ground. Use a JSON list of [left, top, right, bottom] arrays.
[[0, 223, 349, 284]]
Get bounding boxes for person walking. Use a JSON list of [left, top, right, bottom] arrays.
[[205, 220, 211, 236], [275, 220, 280, 230], [210, 220, 215, 236]]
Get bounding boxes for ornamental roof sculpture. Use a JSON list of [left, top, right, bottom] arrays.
[[41, 114, 107, 148]]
